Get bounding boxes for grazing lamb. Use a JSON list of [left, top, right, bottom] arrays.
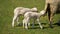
[[12, 7, 38, 27], [23, 10, 45, 29]]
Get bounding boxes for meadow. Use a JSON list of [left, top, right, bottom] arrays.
[[0, 0, 60, 34]]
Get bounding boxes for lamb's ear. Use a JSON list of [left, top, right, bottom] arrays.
[[31, 7, 38, 12]]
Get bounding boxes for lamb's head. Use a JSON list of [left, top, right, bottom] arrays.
[[40, 10, 46, 16], [31, 7, 38, 12]]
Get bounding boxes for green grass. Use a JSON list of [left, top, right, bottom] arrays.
[[0, 0, 60, 34]]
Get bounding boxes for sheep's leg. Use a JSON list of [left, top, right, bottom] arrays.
[[12, 15, 18, 27], [48, 5, 57, 28], [49, 13, 54, 28], [48, 10, 53, 28], [36, 18, 43, 29]]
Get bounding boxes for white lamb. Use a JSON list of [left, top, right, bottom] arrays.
[[23, 10, 45, 29], [12, 7, 38, 27]]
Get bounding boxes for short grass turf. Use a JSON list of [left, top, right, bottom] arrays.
[[0, 0, 60, 34]]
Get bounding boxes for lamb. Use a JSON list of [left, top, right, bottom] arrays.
[[23, 10, 45, 29], [12, 7, 38, 27]]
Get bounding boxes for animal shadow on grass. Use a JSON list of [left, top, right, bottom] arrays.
[[29, 24, 40, 29], [16, 23, 23, 27], [16, 22, 49, 29], [29, 23, 49, 29], [53, 20, 60, 26]]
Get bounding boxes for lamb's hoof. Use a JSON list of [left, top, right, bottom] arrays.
[[17, 24, 20, 26], [25, 27, 28, 30], [12, 25, 14, 28], [25, 28, 28, 30], [32, 25, 34, 28], [12, 26, 14, 28], [12, 24, 14, 27], [41, 27, 43, 29], [40, 26, 43, 29]]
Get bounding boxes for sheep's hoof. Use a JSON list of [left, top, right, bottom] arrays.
[[49, 22, 53, 28], [49, 25, 53, 28]]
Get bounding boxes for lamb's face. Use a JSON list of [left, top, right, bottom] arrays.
[[40, 10, 46, 15]]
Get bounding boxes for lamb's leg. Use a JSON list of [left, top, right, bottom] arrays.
[[25, 17, 30, 29], [12, 15, 18, 27], [16, 16, 20, 25], [23, 19, 25, 28], [23, 18, 28, 29], [27, 18, 30, 27], [25, 21, 28, 29], [32, 18, 36, 28], [36, 18, 43, 29], [27, 20, 30, 28]]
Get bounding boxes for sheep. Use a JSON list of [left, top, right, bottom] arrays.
[[43, 0, 60, 28], [12, 7, 38, 27], [23, 10, 45, 29]]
